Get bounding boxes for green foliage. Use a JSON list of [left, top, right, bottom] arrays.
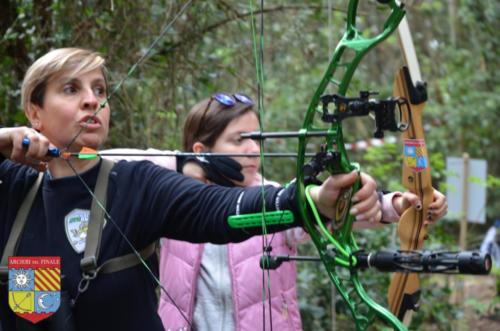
[[362, 143, 404, 191], [488, 175, 500, 189], [410, 278, 457, 331]]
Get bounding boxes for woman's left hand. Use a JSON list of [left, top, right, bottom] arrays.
[[393, 189, 448, 225], [427, 189, 448, 224]]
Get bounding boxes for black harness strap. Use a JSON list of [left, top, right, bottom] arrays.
[[80, 158, 114, 274], [79, 159, 156, 279], [0, 172, 44, 281], [96, 243, 156, 274]]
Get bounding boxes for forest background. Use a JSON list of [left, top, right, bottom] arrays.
[[1, 0, 498, 330]]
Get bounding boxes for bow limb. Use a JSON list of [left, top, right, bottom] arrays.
[[387, 11, 434, 323], [296, 1, 406, 330]]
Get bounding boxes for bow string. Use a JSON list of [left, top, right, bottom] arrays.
[[60, 0, 196, 328]]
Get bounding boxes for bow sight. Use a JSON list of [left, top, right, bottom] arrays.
[[300, 91, 410, 180], [320, 91, 410, 138]]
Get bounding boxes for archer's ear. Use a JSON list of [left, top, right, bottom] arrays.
[[192, 142, 207, 153], [25, 103, 43, 131]]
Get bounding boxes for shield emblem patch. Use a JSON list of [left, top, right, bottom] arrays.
[[8, 256, 61, 324], [64, 208, 90, 253], [403, 139, 428, 172]]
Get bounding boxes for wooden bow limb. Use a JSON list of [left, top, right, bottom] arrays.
[[387, 64, 434, 324]]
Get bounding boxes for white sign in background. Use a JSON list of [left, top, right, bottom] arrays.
[[446, 157, 487, 224]]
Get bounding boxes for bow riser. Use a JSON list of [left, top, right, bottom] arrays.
[[396, 66, 432, 249], [388, 66, 434, 321]]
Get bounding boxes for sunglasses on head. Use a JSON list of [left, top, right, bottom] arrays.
[[212, 93, 254, 107]]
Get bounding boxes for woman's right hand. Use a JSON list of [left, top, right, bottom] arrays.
[[309, 171, 380, 222], [0, 127, 54, 171]]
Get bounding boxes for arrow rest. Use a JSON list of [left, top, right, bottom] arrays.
[[302, 147, 341, 182], [402, 66, 427, 104]]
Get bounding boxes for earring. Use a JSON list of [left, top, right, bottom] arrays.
[[32, 122, 39, 129]]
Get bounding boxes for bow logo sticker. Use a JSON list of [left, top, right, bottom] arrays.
[[403, 139, 429, 172]]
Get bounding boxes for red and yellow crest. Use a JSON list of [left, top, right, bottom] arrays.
[[8, 256, 61, 324]]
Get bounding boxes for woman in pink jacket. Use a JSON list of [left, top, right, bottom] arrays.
[[156, 93, 447, 331], [158, 93, 305, 331]]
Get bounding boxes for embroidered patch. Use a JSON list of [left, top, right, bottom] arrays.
[[403, 139, 428, 172], [8, 256, 61, 324], [64, 209, 90, 253]]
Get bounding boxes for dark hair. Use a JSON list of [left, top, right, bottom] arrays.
[[183, 95, 258, 151]]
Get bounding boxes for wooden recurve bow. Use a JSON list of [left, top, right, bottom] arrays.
[[387, 13, 435, 324]]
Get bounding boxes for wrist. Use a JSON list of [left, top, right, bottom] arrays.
[[391, 192, 404, 215], [381, 191, 402, 223]]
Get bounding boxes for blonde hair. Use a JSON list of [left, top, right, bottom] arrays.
[[21, 48, 106, 112]]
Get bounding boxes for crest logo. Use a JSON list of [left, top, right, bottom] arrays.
[[64, 208, 90, 253], [403, 139, 428, 172], [8, 256, 61, 324]]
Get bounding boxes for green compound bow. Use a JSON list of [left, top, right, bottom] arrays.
[[231, 1, 491, 330], [255, 1, 408, 329], [294, 1, 406, 328]]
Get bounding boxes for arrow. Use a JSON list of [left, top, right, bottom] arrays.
[[21, 138, 315, 159]]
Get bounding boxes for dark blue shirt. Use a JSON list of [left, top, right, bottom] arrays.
[[0, 158, 299, 331]]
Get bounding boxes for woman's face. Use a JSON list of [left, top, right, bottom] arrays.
[[210, 111, 261, 187], [31, 68, 109, 151]]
